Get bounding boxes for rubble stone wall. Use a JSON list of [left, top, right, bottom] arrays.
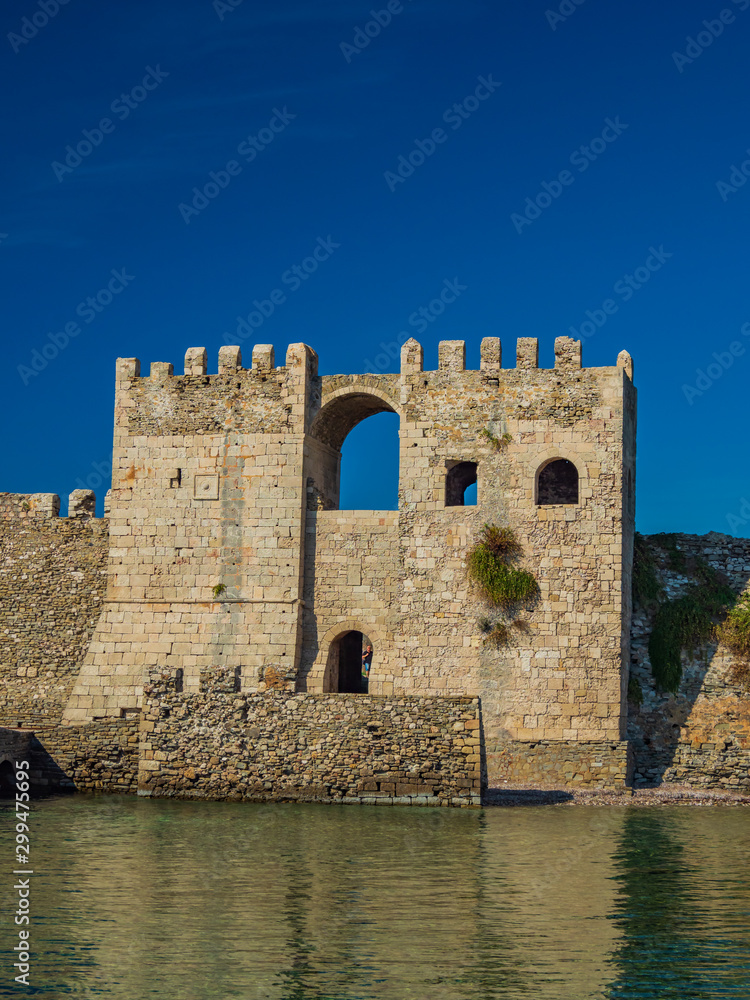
[[0, 494, 108, 726], [629, 532, 750, 791], [489, 739, 633, 789], [138, 668, 482, 806], [0, 720, 138, 795]]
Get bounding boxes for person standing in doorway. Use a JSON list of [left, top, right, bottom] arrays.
[[361, 644, 373, 690]]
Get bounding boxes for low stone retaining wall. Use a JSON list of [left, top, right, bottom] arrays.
[[488, 739, 633, 789], [658, 743, 750, 792], [138, 668, 482, 806], [1, 721, 137, 796], [32, 720, 139, 794]]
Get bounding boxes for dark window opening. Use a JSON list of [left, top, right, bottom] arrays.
[[537, 459, 579, 505], [446, 461, 478, 507], [174, 668, 184, 693], [234, 667, 242, 693], [0, 760, 14, 799]]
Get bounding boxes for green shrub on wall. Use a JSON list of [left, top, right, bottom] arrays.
[[635, 537, 738, 693], [633, 532, 662, 607], [717, 592, 750, 685], [467, 525, 538, 609], [468, 525, 538, 648]]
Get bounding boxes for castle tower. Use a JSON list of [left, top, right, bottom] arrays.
[[63, 337, 636, 786]]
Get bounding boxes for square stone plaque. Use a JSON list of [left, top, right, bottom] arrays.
[[194, 474, 219, 500]]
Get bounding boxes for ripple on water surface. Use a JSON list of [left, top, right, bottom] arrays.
[[2, 796, 749, 999]]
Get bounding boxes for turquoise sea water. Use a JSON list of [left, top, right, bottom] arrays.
[[2, 797, 750, 999]]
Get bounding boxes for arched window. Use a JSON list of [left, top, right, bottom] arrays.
[[339, 412, 399, 510], [445, 461, 478, 507], [537, 459, 579, 505]]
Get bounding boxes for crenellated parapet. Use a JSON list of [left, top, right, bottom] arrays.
[[0, 491, 100, 522], [112, 337, 633, 442]]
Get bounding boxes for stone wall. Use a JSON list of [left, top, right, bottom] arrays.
[[138, 667, 482, 806], [0, 720, 137, 795], [489, 739, 633, 789], [0, 493, 108, 726], [34, 720, 139, 794], [300, 510, 402, 693], [629, 532, 750, 790]]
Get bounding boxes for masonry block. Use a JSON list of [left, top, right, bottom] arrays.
[[150, 362, 173, 380], [516, 338, 538, 369], [184, 347, 207, 376], [218, 345, 242, 373], [68, 490, 96, 518], [480, 337, 502, 372], [554, 337, 582, 369], [438, 340, 466, 372], [401, 338, 423, 374], [252, 345, 275, 372]]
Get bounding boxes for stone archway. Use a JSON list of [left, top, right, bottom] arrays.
[[309, 385, 401, 450], [305, 385, 402, 511], [313, 619, 385, 694], [536, 457, 580, 505]]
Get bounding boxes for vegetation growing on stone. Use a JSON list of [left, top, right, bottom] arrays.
[[479, 427, 512, 451], [212, 583, 226, 598], [716, 591, 750, 684], [633, 533, 662, 607], [467, 525, 538, 608], [627, 675, 643, 706], [478, 617, 510, 648], [651, 532, 687, 573], [469, 526, 538, 648], [647, 558, 736, 693]]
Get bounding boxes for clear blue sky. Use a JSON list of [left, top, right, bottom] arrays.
[[2, 0, 749, 534]]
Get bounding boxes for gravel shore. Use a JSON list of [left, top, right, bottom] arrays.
[[485, 784, 750, 807]]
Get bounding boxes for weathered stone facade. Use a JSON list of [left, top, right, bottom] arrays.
[[629, 532, 750, 792], [0, 719, 138, 796], [0, 493, 108, 726], [489, 739, 633, 789], [54, 337, 635, 794]]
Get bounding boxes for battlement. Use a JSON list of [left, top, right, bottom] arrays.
[[0, 491, 103, 521], [117, 337, 634, 381], [113, 337, 634, 443]]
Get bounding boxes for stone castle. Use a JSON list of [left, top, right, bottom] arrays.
[[2, 336, 748, 804]]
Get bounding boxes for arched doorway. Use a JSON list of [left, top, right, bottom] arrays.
[[326, 630, 373, 693]]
